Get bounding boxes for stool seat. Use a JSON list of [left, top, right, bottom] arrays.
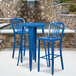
[[39, 37, 61, 41], [15, 30, 28, 34]]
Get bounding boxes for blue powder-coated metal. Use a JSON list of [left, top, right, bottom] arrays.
[[38, 22, 65, 75], [21, 22, 46, 27], [11, 18, 29, 64], [20, 22, 47, 71]]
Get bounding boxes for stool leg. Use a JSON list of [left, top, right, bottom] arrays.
[[12, 35, 16, 58], [17, 48, 21, 66], [60, 40, 64, 70], [24, 35, 26, 56], [20, 27, 24, 63], [42, 27, 48, 66], [47, 41, 50, 67], [38, 39, 40, 72], [51, 41, 54, 75], [34, 27, 37, 62]]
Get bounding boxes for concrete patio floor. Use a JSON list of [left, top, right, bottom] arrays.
[[0, 48, 76, 76]]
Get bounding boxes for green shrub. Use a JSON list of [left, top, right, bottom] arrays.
[[70, 3, 76, 12], [60, 0, 76, 12], [60, 0, 70, 3], [72, 12, 76, 14]]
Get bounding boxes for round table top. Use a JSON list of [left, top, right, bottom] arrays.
[[21, 22, 46, 27]]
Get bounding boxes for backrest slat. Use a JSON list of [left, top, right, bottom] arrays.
[[48, 22, 65, 39], [11, 18, 25, 33]]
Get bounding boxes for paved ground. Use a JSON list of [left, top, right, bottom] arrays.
[[0, 48, 76, 76]]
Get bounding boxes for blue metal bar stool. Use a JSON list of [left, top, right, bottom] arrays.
[[11, 18, 28, 59], [38, 22, 65, 75]]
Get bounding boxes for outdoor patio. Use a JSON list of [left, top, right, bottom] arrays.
[[0, 0, 76, 76], [0, 48, 76, 76]]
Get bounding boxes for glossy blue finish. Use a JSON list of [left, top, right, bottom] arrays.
[[29, 27, 35, 71], [47, 41, 50, 67], [20, 22, 46, 71], [42, 27, 48, 67], [38, 39, 40, 72], [33, 27, 37, 61], [38, 22, 65, 75], [40, 54, 60, 59], [21, 22, 46, 27], [11, 18, 28, 62], [51, 41, 54, 75], [24, 35, 26, 56]]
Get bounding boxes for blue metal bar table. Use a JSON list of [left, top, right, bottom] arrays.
[[20, 22, 47, 71]]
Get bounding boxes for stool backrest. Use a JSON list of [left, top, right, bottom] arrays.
[[48, 22, 65, 39], [11, 18, 25, 33]]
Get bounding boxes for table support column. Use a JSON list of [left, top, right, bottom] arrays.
[[29, 27, 37, 71]]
